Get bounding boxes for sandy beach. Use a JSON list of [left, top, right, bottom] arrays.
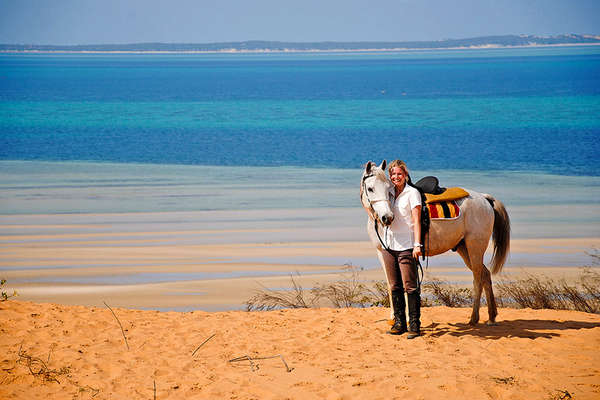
[[1, 300, 599, 399]]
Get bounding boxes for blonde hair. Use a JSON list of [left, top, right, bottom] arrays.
[[388, 159, 409, 175]]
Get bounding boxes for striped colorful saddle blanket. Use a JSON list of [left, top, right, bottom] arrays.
[[427, 200, 461, 219], [423, 187, 468, 219]]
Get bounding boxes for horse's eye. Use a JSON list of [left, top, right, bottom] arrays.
[[367, 187, 374, 192]]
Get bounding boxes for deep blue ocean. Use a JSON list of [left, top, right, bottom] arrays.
[[1, 47, 599, 175]]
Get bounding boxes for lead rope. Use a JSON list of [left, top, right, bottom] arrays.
[[374, 218, 392, 253], [423, 234, 429, 269], [416, 259, 424, 290]]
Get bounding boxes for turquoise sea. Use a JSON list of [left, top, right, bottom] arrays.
[[1, 47, 599, 175]]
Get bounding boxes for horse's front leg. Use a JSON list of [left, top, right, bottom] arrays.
[[375, 248, 396, 319]]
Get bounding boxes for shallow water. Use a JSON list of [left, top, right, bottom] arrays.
[[0, 160, 598, 290], [1, 161, 598, 239]]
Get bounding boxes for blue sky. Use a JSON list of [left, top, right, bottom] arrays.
[[0, 0, 598, 45]]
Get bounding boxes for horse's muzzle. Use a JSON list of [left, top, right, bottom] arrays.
[[381, 213, 394, 226]]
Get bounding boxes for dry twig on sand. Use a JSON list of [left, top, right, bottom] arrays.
[[191, 333, 216, 356], [17, 344, 69, 384], [229, 354, 293, 372], [77, 385, 100, 398], [103, 301, 130, 350], [552, 389, 573, 400]]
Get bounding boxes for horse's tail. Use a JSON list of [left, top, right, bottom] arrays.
[[484, 194, 511, 274]]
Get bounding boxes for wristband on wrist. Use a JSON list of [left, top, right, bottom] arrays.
[[414, 243, 421, 247]]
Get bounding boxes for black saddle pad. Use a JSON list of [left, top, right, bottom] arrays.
[[413, 176, 446, 195]]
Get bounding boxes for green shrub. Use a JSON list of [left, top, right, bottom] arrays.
[[1, 279, 17, 301]]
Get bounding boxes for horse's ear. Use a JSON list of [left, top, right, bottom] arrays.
[[365, 161, 373, 174], [380, 160, 387, 171]]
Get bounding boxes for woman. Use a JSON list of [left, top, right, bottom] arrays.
[[385, 159, 422, 339]]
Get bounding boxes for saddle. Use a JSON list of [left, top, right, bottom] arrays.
[[413, 176, 469, 203], [413, 176, 446, 195]]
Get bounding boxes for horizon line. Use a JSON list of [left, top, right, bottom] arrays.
[[3, 33, 600, 47]]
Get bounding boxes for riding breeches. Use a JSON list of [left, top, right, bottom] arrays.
[[384, 249, 419, 294]]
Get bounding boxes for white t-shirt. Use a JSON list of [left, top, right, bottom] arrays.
[[385, 184, 422, 251]]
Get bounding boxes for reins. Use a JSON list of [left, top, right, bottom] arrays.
[[374, 219, 392, 253]]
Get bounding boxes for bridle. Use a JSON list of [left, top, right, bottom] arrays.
[[361, 174, 390, 209], [361, 173, 393, 252]]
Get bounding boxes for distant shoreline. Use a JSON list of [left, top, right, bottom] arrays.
[[2, 42, 600, 55]]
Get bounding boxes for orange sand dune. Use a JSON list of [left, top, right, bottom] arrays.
[[1, 300, 599, 400]]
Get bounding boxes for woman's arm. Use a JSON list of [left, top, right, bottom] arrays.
[[411, 205, 422, 259]]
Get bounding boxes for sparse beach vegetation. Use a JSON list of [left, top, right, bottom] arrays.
[[1, 279, 17, 301], [246, 252, 600, 314], [496, 249, 600, 313], [245, 265, 388, 311], [422, 277, 473, 307]]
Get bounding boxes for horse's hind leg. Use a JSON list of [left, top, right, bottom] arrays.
[[456, 241, 483, 326], [481, 266, 498, 324]]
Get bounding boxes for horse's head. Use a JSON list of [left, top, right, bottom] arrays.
[[360, 160, 394, 226]]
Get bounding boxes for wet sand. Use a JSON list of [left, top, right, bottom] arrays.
[[1, 213, 598, 311]]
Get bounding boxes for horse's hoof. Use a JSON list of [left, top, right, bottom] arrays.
[[486, 320, 498, 326], [468, 319, 479, 326]]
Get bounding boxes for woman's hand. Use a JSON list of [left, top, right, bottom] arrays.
[[413, 245, 422, 259]]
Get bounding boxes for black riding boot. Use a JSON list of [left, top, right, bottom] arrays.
[[407, 290, 421, 339], [388, 290, 407, 335]]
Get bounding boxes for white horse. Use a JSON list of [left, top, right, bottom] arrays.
[[360, 160, 510, 325]]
